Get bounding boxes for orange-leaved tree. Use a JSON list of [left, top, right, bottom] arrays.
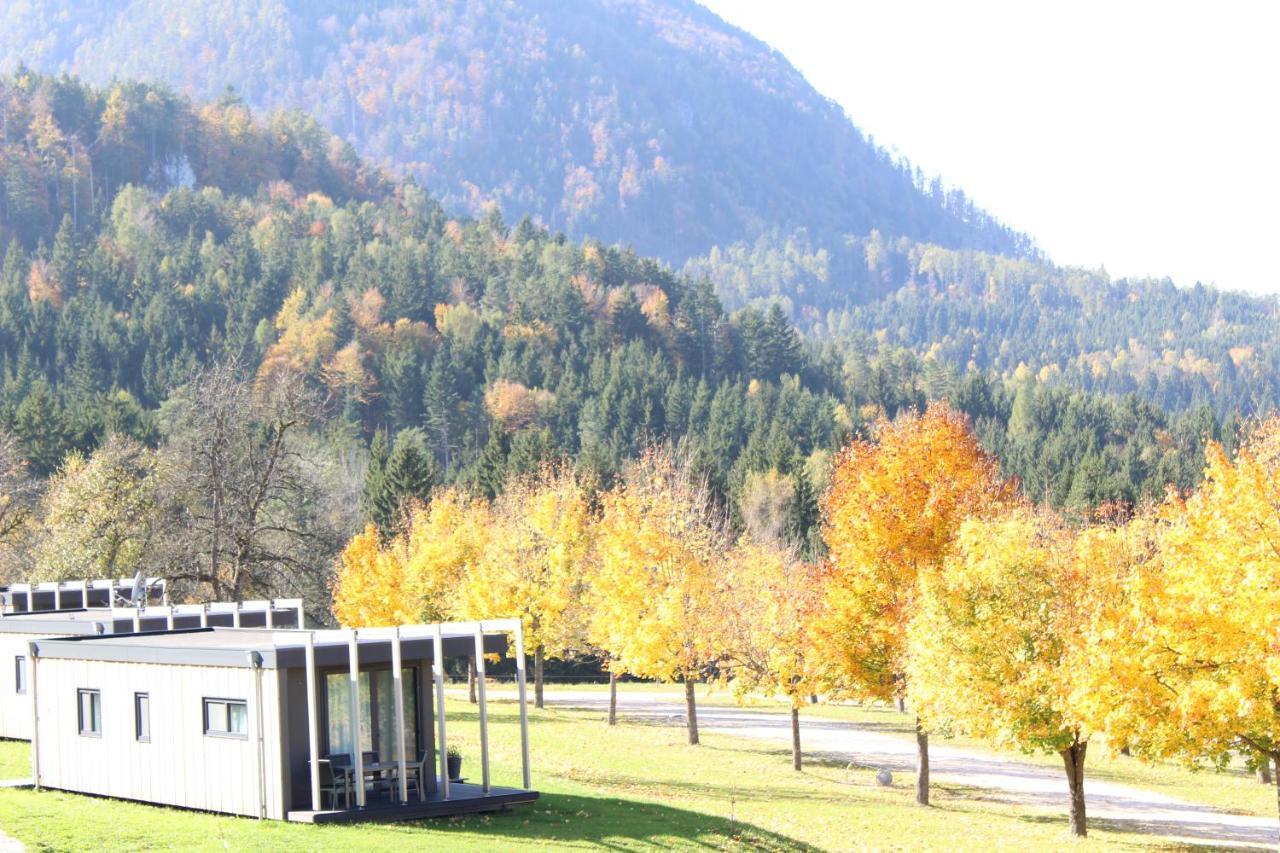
[[587, 448, 725, 744], [716, 536, 822, 769], [908, 508, 1095, 836], [815, 402, 1009, 805], [459, 464, 594, 708]]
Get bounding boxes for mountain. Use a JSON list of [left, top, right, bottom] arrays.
[[0, 73, 1224, 534], [0, 0, 1033, 265]]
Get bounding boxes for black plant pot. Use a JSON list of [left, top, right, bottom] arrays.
[[447, 754, 463, 781]]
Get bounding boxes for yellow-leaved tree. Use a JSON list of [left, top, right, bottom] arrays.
[[331, 488, 491, 626], [815, 402, 1008, 805], [1078, 418, 1280, 830], [588, 448, 724, 744], [459, 465, 593, 707], [908, 508, 1094, 836], [716, 536, 822, 769]]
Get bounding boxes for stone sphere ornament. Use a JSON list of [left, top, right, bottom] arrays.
[[875, 768, 893, 787]]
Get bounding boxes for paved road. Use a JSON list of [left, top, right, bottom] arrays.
[[485, 688, 1278, 849]]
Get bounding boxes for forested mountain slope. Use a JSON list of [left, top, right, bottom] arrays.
[[0, 72, 1222, 553], [687, 230, 1280, 419], [0, 0, 1032, 265]]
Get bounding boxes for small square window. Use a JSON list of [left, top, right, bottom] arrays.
[[14, 656, 25, 695], [78, 689, 101, 737], [135, 693, 150, 742], [203, 698, 248, 738]]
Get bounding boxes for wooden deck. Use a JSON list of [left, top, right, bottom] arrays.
[[286, 782, 539, 824]]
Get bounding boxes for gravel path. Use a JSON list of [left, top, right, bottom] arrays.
[[493, 688, 1278, 849]]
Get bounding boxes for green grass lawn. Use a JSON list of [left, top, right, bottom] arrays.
[[0, 696, 1234, 852]]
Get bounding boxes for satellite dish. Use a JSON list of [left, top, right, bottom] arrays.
[[129, 570, 145, 606]]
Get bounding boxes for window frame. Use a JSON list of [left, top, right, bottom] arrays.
[[14, 656, 24, 695], [77, 688, 101, 738], [134, 692, 150, 742], [202, 697, 248, 739]]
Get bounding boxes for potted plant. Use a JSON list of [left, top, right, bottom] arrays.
[[446, 745, 463, 781]]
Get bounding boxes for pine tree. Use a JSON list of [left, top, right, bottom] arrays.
[[424, 344, 462, 475], [372, 429, 439, 532]]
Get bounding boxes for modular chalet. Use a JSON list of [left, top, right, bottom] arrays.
[[1, 599, 304, 740], [27, 621, 536, 823]]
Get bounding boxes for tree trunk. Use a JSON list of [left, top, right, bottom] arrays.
[[684, 679, 700, 745], [915, 718, 929, 806], [467, 657, 477, 704], [791, 705, 802, 771], [1060, 740, 1088, 837], [1272, 754, 1280, 831], [608, 670, 618, 726], [1258, 759, 1272, 785], [534, 644, 545, 709], [896, 696, 906, 713]]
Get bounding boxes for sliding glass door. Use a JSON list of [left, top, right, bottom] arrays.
[[325, 668, 419, 761]]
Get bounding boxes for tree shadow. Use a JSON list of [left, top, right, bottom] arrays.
[[1014, 810, 1275, 849], [390, 790, 822, 851]]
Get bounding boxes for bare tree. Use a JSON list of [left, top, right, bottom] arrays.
[[154, 362, 334, 602]]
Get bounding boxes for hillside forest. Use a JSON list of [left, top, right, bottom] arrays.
[[0, 73, 1234, 614]]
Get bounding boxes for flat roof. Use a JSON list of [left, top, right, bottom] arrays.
[[31, 625, 512, 669]]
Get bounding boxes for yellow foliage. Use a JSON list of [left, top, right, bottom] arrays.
[[458, 468, 593, 657], [908, 509, 1089, 754], [587, 449, 724, 682]]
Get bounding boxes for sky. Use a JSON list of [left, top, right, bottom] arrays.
[[700, 0, 1280, 295]]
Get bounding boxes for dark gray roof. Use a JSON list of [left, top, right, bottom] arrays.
[[30, 626, 509, 669]]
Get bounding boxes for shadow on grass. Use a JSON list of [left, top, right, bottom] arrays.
[[414, 790, 821, 851], [1014, 809, 1274, 850]]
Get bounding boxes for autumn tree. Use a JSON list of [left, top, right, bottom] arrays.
[[1079, 417, 1280, 830], [332, 488, 491, 627], [32, 435, 157, 581], [588, 448, 724, 744], [458, 465, 593, 707], [908, 509, 1094, 836], [815, 402, 1008, 805], [717, 537, 821, 769]]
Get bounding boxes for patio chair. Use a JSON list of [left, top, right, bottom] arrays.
[[317, 759, 350, 810], [400, 750, 430, 802]]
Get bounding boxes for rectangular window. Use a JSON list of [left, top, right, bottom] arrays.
[[77, 689, 101, 737], [203, 698, 248, 738], [14, 656, 24, 695], [134, 693, 150, 742]]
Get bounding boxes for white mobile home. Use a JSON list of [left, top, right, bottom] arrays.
[[0, 600, 304, 740], [28, 621, 536, 823]]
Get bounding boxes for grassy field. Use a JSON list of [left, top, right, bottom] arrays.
[[503, 681, 1278, 819], [0, 692, 1252, 852]]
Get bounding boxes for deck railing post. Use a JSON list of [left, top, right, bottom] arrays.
[[132, 608, 141, 633], [304, 632, 321, 812], [348, 629, 365, 808], [297, 601, 305, 630], [391, 628, 408, 804], [432, 626, 449, 800], [233, 601, 242, 628], [166, 606, 175, 631], [200, 603, 208, 628], [266, 601, 275, 629], [80, 579, 88, 609], [473, 623, 491, 794], [53, 582, 61, 611], [513, 619, 531, 790]]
